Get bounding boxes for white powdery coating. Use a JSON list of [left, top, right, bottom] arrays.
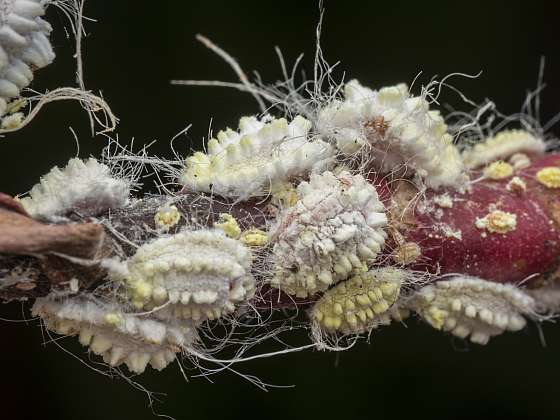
[[180, 115, 335, 198], [32, 296, 196, 374], [409, 276, 536, 345], [270, 171, 387, 297], [462, 129, 546, 169], [0, 0, 55, 114], [21, 158, 130, 219], [116, 229, 255, 323], [317, 80, 465, 189]]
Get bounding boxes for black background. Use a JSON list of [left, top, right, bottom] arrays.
[[0, 1, 558, 419]]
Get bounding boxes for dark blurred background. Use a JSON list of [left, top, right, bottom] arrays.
[[1, 1, 558, 419]]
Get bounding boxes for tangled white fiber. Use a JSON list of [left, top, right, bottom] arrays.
[[0, 0, 117, 136]]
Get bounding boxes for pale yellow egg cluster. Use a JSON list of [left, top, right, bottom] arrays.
[[536, 167, 560, 189], [475, 210, 517, 234], [483, 161, 514, 180], [214, 213, 242, 239], [154, 205, 181, 231], [214, 214, 268, 246], [240, 228, 268, 247]]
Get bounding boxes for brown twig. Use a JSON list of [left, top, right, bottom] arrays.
[[0, 194, 107, 300]]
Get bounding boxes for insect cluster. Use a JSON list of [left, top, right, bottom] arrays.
[[2, 0, 560, 379]]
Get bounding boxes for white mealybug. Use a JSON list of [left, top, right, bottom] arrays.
[[20, 157, 130, 220], [310, 267, 405, 335], [32, 296, 197, 374], [317, 80, 465, 189], [408, 276, 536, 345], [111, 229, 255, 323], [180, 114, 335, 198], [462, 129, 546, 169], [0, 0, 55, 114], [270, 171, 387, 297]]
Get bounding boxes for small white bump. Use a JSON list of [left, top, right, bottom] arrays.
[[452, 325, 470, 339], [470, 331, 490, 345]]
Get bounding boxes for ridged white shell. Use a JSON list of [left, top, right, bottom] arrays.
[[271, 171, 387, 297], [317, 80, 465, 189], [409, 276, 536, 345], [32, 296, 196, 374], [20, 158, 130, 219], [0, 0, 55, 114], [181, 115, 334, 198], [114, 229, 255, 323]]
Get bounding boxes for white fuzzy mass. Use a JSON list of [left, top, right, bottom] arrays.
[[32, 296, 196, 374], [271, 171, 387, 297], [21, 157, 130, 219], [0, 0, 55, 114], [180, 114, 335, 198], [317, 80, 466, 189]]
